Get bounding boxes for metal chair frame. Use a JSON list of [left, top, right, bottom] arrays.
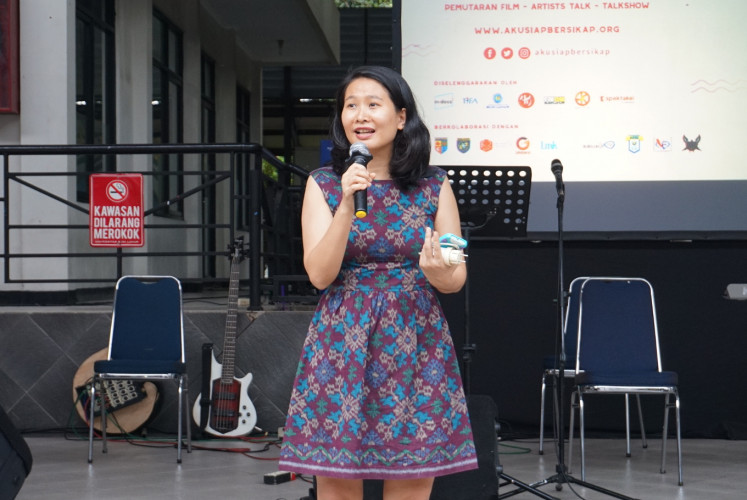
[[567, 277, 682, 486], [87, 275, 192, 463], [539, 277, 647, 456]]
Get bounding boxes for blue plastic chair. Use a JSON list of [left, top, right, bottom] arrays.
[[539, 277, 647, 455], [567, 277, 682, 485], [88, 276, 192, 463]]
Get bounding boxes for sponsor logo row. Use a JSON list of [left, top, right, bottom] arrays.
[[435, 91, 631, 109], [433, 135, 702, 154]]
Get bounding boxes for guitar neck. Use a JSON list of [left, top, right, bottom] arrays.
[[221, 254, 240, 383]]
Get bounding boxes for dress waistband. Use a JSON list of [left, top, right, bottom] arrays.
[[329, 266, 429, 294]]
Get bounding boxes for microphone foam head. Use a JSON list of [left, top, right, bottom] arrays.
[[551, 159, 563, 173], [349, 142, 370, 156]]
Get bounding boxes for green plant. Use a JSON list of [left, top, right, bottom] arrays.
[[335, 0, 392, 7]]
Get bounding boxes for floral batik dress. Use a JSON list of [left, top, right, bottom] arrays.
[[279, 166, 478, 480]]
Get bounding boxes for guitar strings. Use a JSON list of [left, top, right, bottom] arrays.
[[208, 246, 253, 437]]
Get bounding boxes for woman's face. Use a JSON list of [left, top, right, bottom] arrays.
[[341, 77, 406, 162]]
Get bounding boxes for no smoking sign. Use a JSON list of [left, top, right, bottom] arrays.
[[89, 174, 144, 247], [106, 179, 129, 202]]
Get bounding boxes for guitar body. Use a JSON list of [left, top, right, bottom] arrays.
[[192, 350, 257, 437], [72, 348, 158, 434], [192, 237, 258, 437]]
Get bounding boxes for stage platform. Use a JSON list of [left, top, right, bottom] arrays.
[[15, 434, 747, 499], [4, 300, 747, 499]]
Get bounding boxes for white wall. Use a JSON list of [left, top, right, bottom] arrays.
[[0, 0, 267, 293], [11, 0, 75, 291]]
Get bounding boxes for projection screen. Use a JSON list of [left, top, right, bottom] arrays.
[[397, 0, 747, 237]]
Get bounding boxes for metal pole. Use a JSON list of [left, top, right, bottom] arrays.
[[248, 153, 262, 310]]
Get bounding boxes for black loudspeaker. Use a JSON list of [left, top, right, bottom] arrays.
[[361, 394, 500, 500], [0, 405, 33, 500], [429, 394, 500, 500]]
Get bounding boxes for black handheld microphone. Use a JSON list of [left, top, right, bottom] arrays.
[[551, 159, 565, 201], [346, 142, 373, 218]]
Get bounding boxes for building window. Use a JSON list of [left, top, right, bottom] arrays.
[[236, 86, 251, 229], [201, 54, 216, 276], [75, 0, 116, 202], [152, 10, 183, 217]]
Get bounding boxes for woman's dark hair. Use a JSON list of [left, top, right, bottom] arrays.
[[329, 65, 431, 191]]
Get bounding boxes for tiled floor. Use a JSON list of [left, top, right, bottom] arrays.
[[13, 433, 747, 499]]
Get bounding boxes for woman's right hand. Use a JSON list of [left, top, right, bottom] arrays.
[[341, 163, 374, 213]]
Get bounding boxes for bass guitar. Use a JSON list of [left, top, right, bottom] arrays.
[[192, 238, 257, 436]]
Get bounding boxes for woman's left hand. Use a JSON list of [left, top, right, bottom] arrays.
[[420, 178, 467, 294], [419, 227, 464, 292], [419, 227, 444, 270]]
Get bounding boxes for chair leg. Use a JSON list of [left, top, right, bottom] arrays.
[[675, 392, 683, 486], [660, 392, 670, 475], [539, 371, 547, 455], [625, 394, 647, 456], [579, 392, 586, 481], [660, 391, 683, 485], [635, 394, 648, 449], [625, 394, 632, 457], [176, 374, 193, 463], [184, 375, 192, 454], [551, 375, 561, 444], [567, 390, 577, 474], [99, 379, 108, 454], [177, 376, 184, 463], [88, 376, 96, 463]]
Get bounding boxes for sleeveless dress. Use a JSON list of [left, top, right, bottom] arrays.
[[278, 166, 478, 480]]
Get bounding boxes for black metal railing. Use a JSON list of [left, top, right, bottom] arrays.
[[0, 143, 309, 308]]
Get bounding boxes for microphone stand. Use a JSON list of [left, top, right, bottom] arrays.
[[525, 170, 637, 500], [462, 216, 560, 500]]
